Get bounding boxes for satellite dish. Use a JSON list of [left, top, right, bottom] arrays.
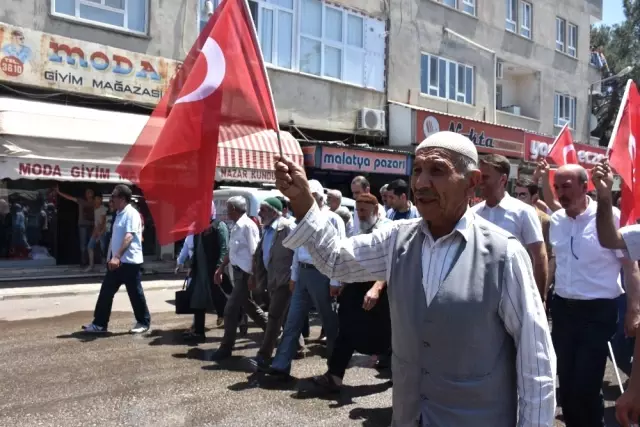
[[589, 114, 598, 132]]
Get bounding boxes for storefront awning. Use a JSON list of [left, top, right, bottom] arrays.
[[0, 98, 302, 184]]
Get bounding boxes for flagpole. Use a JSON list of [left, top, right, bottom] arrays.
[[241, 0, 284, 158], [607, 79, 633, 157], [547, 122, 569, 155]]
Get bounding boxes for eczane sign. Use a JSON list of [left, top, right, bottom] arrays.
[[524, 132, 606, 167]]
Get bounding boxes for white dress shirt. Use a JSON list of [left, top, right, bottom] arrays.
[[291, 209, 345, 287], [229, 213, 260, 274], [283, 204, 556, 427], [472, 193, 544, 246], [550, 197, 624, 300]]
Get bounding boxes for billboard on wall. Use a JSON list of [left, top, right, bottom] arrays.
[[416, 110, 524, 159], [0, 23, 179, 105], [319, 146, 411, 175], [524, 132, 606, 168]]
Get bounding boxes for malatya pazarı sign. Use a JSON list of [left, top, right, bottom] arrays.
[[0, 23, 179, 105]]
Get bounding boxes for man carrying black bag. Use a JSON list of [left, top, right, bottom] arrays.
[[182, 206, 231, 342]]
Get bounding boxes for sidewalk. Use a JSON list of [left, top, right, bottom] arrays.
[[0, 278, 185, 301]]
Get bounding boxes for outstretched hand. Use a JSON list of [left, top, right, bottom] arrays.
[[274, 155, 315, 218]]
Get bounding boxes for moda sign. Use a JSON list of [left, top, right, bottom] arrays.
[[0, 23, 179, 105], [524, 133, 606, 167]]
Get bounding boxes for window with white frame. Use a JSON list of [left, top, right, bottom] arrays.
[[420, 53, 474, 105], [519, 1, 531, 39], [505, 0, 532, 39], [505, 0, 517, 32], [567, 23, 577, 57], [556, 17, 566, 52], [555, 17, 577, 57], [462, 0, 475, 15], [52, 0, 148, 34], [443, 0, 457, 8], [197, 0, 384, 89], [554, 92, 577, 128], [298, 0, 367, 86]]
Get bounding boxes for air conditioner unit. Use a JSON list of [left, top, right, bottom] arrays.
[[503, 105, 521, 115], [356, 108, 386, 132], [496, 61, 504, 80]]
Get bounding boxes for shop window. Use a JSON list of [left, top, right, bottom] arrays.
[[0, 182, 58, 265], [52, 0, 148, 34]]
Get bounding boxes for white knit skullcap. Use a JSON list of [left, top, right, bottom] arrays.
[[416, 131, 478, 165]]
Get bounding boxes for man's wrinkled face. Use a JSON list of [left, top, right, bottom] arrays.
[[411, 148, 478, 222], [326, 194, 340, 211], [386, 191, 405, 210], [258, 204, 277, 224], [479, 163, 506, 199], [356, 201, 376, 230], [554, 170, 586, 210], [514, 186, 532, 204]]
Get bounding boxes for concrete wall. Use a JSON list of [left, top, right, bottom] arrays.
[[0, 0, 385, 134], [388, 0, 598, 142]]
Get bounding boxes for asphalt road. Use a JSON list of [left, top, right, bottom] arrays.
[[0, 282, 629, 427]]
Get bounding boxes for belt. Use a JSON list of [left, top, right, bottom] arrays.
[[299, 262, 316, 270]]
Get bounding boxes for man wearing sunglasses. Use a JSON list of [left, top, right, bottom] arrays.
[[591, 160, 640, 427], [548, 162, 640, 427]]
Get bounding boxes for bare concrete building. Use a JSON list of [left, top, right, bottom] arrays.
[[388, 0, 604, 153]]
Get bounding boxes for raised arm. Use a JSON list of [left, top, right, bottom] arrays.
[[592, 161, 627, 250], [56, 187, 78, 203], [535, 159, 562, 213]]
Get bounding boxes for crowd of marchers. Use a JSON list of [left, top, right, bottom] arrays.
[[77, 131, 640, 427]]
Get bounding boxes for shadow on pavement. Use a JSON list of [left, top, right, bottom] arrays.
[[56, 331, 130, 342], [348, 406, 393, 427], [294, 379, 393, 409]]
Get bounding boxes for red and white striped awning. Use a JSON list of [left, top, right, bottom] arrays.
[[217, 125, 303, 170]]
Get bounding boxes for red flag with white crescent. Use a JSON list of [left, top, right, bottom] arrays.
[[117, 0, 278, 244]]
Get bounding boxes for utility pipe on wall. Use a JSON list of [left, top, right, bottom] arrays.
[[443, 28, 497, 124]]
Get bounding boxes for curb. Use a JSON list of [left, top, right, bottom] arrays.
[[0, 283, 184, 301]]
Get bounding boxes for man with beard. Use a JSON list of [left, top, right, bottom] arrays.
[[548, 162, 640, 427], [590, 161, 640, 427], [251, 198, 296, 368], [273, 131, 555, 427], [473, 154, 548, 302], [301, 193, 392, 394]]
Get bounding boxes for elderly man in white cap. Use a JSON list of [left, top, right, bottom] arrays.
[[272, 131, 556, 427], [259, 179, 346, 380]]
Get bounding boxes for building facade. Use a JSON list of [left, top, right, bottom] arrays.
[[388, 0, 604, 151]]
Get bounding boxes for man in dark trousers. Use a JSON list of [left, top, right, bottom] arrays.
[[81, 184, 150, 334], [303, 193, 392, 394]]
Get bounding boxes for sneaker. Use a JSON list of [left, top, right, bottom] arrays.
[[82, 323, 106, 333], [129, 323, 149, 334]]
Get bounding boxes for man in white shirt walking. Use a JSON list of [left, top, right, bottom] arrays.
[[548, 163, 640, 427], [212, 196, 267, 360], [82, 184, 150, 334], [590, 161, 640, 427], [473, 154, 548, 301], [273, 131, 556, 427], [260, 180, 345, 381]]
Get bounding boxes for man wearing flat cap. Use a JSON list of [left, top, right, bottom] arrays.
[[273, 131, 556, 427], [251, 197, 297, 367]]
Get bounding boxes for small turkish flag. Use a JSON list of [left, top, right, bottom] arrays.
[[547, 124, 578, 166], [608, 80, 640, 226], [117, 0, 279, 244]]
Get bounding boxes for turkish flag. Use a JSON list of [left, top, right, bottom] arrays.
[[547, 124, 578, 165], [608, 80, 640, 226], [117, 0, 279, 244], [546, 123, 596, 192]]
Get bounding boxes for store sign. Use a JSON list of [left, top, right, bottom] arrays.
[[524, 132, 606, 167], [320, 147, 410, 175], [1, 158, 130, 183], [216, 167, 275, 183], [302, 146, 317, 167], [416, 111, 524, 158], [0, 23, 179, 105]]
